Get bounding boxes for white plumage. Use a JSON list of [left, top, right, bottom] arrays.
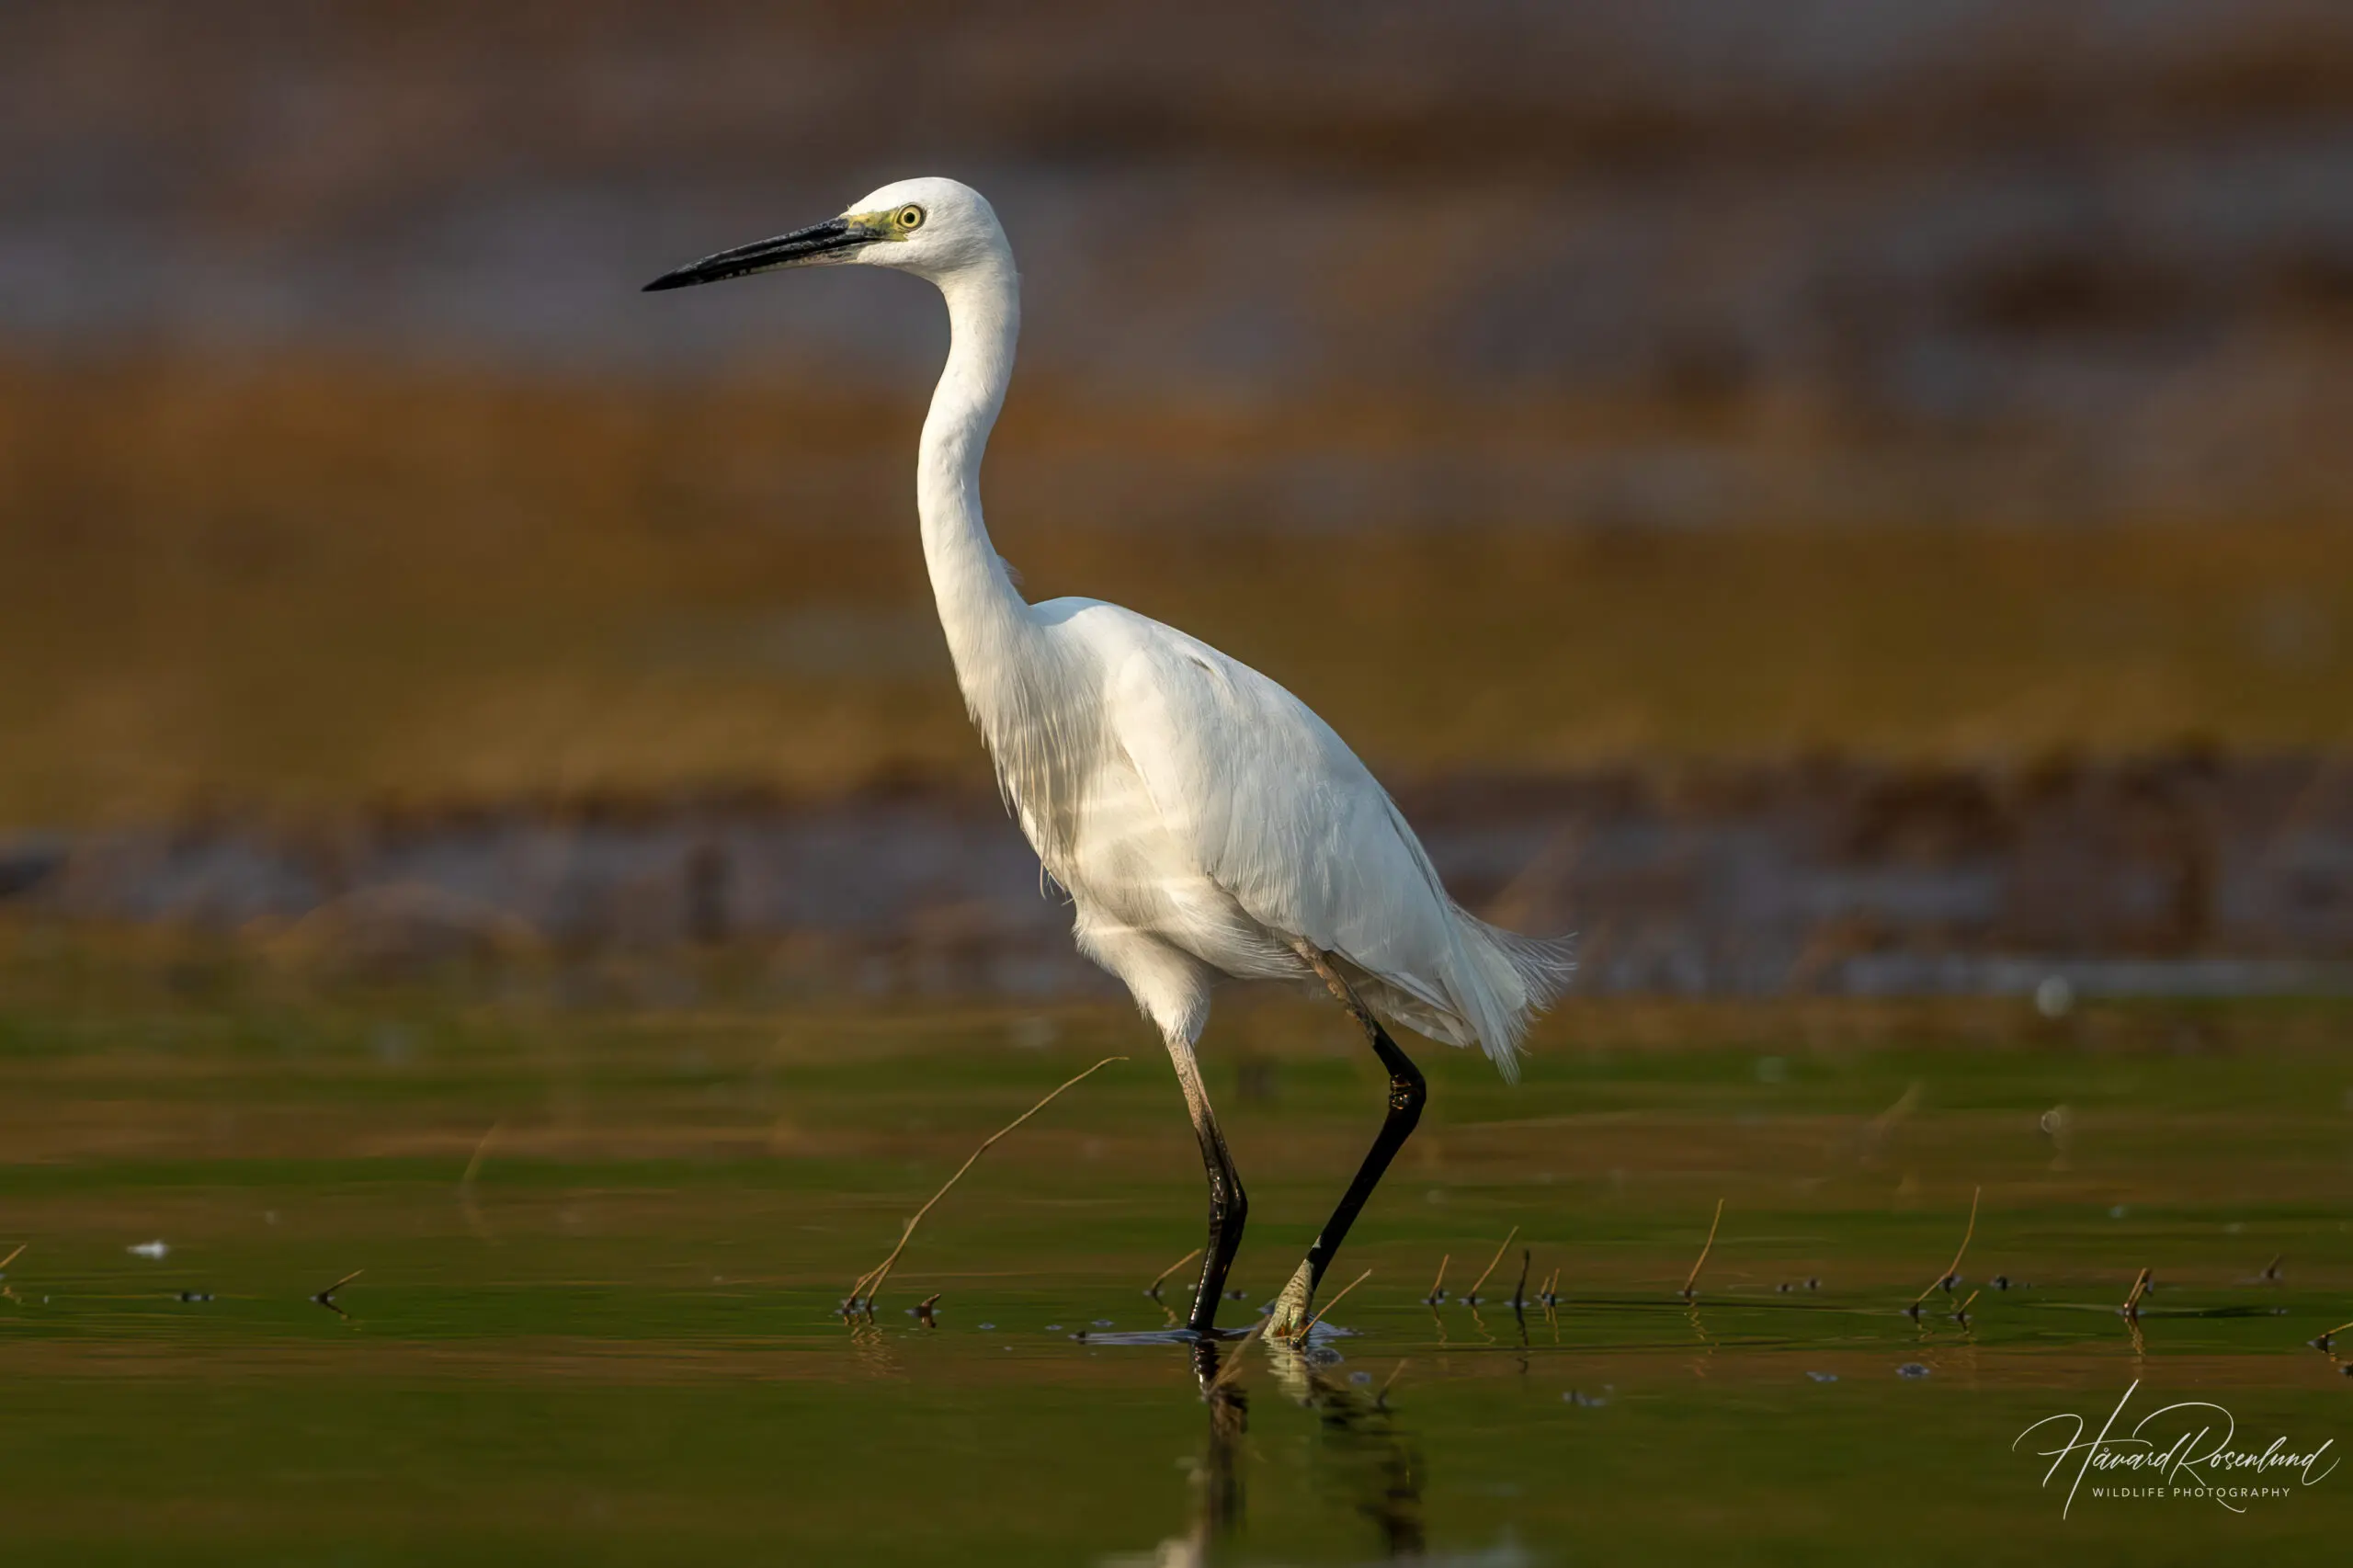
[[1051, 597, 1569, 1080], [648, 176, 1571, 1338]]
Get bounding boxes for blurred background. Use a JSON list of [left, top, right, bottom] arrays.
[[4, 0, 2350, 999]]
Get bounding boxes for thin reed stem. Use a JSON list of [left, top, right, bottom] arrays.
[[848, 1056, 1126, 1307], [1295, 1268, 1372, 1340], [1464, 1228, 1519, 1302], [1145, 1246, 1203, 1298], [1680, 1199, 1724, 1301], [1913, 1186, 1982, 1306]]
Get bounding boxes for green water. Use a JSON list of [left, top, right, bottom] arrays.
[[2, 972, 2348, 1562]]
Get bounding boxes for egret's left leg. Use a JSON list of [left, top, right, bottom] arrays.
[[1267, 944, 1427, 1338]]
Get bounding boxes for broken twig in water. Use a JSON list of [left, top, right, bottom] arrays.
[[1680, 1200, 1724, 1302], [311, 1268, 363, 1316], [1509, 1249, 1531, 1310], [1911, 1186, 1982, 1312], [1294, 1268, 1372, 1340], [2313, 1317, 2353, 1351], [1464, 1228, 1519, 1304], [1145, 1246, 1203, 1299], [2121, 1266, 2153, 1320], [0, 1243, 24, 1272], [846, 1055, 1127, 1311], [1423, 1253, 1449, 1305]]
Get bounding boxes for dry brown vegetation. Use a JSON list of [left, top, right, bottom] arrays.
[[3, 356, 2347, 826]]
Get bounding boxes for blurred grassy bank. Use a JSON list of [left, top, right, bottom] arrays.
[[3, 357, 2347, 827]]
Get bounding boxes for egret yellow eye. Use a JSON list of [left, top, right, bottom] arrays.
[[895, 205, 925, 232]]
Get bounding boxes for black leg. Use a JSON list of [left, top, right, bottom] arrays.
[[1271, 945, 1427, 1334], [1306, 1017, 1424, 1294], [1183, 1108, 1249, 1335], [1166, 1040, 1248, 1335]]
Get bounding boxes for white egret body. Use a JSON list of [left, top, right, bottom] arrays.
[[649, 177, 1572, 1337]]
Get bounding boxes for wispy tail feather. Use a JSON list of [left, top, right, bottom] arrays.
[[1337, 915, 1573, 1082], [1446, 908, 1575, 1084]]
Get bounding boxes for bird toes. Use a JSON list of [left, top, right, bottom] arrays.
[[1267, 1258, 1317, 1339]]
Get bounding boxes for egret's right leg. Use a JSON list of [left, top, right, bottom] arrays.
[[1165, 1035, 1249, 1334], [1266, 943, 1427, 1339]]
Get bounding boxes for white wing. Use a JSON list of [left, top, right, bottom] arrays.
[[1074, 605, 1565, 1073]]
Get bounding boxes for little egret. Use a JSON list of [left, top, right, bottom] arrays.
[[647, 178, 1571, 1338]]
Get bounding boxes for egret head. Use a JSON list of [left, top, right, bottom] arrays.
[[643, 177, 1006, 292]]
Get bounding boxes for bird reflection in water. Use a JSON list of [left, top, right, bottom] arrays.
[[1112, 1336, 1425, 1564]]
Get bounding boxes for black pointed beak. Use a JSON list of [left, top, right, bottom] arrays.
[[642, 217, 874, 292]]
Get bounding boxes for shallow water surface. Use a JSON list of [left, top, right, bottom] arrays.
[[1, 983, 2347, 1562]]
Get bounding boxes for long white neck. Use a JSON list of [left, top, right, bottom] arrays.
[[919, 255, 1035, 729]]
